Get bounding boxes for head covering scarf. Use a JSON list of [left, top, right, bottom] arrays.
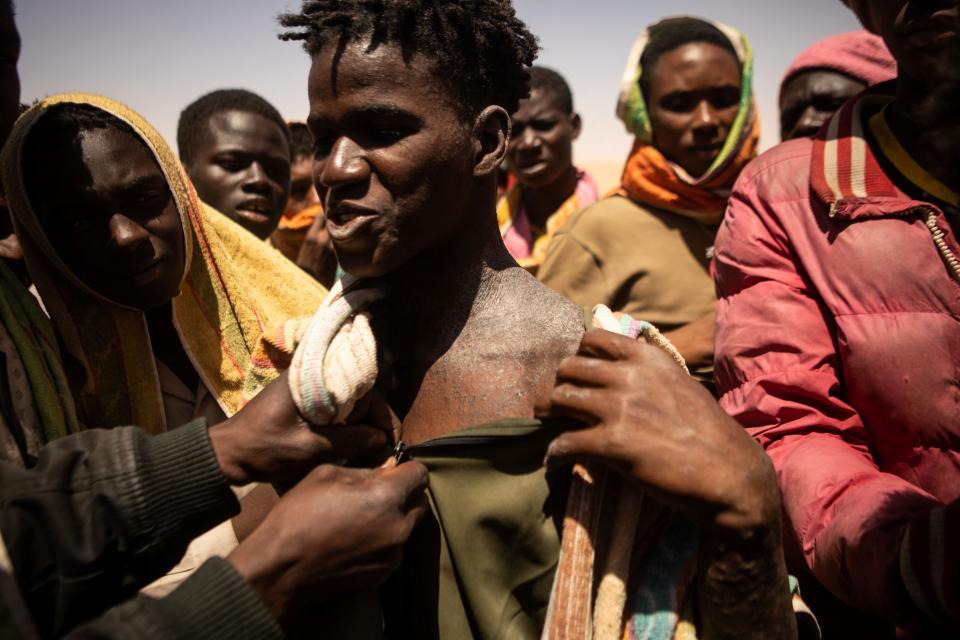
[[0, 260, 79, 449], [1, 94, 327, 434], [779, 30, 896, 103], [615, 17, 759, 224]]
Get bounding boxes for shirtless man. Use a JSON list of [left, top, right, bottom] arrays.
[[281, 1, 795, 637]]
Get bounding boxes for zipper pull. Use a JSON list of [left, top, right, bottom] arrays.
[[394, 440, 407, 464]]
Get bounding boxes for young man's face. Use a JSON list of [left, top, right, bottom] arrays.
[[307, 41, 475, 278], [29, 126, 186, 310], [185, 110, 291, 239], [646, 42, 742, 178], [779, 70, 866, 141], [506, 88, 580, 190]]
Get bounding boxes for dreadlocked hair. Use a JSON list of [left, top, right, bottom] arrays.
[[278, 0, 540, 117]]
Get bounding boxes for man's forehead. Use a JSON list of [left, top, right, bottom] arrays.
[[205, 110, 287, 149], [516, 88, 566, 118], [309, 40, 441, 100]]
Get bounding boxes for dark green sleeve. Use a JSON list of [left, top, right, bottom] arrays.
[[65, 558, 283, 640], [0, 420, 239, 637]]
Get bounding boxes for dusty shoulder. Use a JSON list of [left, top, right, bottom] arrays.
[[504, 270, 584, 354]]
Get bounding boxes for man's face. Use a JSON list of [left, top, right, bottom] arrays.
[[0, 0, 21, 148], [646, 42, 742, 178], [854, 1, 958, 81], [780, 70, 866, 141], [285, 154, 319, 217], [307, 41, 475, 279], [185, 110, 291, 239], [29, 127, 186, 310], [506, 88, 580, 189]]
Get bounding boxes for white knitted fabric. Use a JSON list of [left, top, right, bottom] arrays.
[[287, 275, 385, 425]]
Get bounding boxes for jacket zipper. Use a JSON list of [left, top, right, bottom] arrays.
[[394, 434, 524, 463], [922, 209, 960, 284]]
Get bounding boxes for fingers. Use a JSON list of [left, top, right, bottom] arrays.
[[312, 424, 389, 458], [361, 389, 401, 439], [543, 427, 610, 471], [577, 328, 641, 361], [555, 354, 622, 388], [378, 461, 429, 501], [547, 382, 609, 424]]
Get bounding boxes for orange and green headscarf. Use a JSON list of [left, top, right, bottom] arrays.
[[614, 17, 759, 224], [1, 94, 327, 434]]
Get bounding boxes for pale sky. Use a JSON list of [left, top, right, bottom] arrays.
[[16, 0, 860, 186]]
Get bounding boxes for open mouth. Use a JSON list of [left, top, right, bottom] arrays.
[[235, 199, 275, 223], [326, 203, 379, 243]]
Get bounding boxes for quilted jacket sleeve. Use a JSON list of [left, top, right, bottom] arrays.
[[713, 165, 942, 629]]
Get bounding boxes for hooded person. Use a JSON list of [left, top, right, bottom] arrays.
[[779, 30, 897, 140], [538, 17, 759, 386], [0, 93, 327, 594]]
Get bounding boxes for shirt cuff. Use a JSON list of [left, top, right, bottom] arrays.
[[153, 556, 284, 640], [119, 419, 239, 554]]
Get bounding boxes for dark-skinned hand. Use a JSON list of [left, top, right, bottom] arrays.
[[228, 462, 429, 626], [208, 370, 390, 488], [544, 328, 779, 539]]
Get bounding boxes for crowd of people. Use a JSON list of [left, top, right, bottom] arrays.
[[0, 0, 956, 638]]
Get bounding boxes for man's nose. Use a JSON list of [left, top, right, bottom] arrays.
[[691, 100, 720, 131], [796, 106, 828, 138], [318, 137, 369, 189], [242, 161, 272, 193], [108, 212, 150, 251]]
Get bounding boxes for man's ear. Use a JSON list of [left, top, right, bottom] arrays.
[[472, 105, 510, 178], [570, 112, 582, 141]]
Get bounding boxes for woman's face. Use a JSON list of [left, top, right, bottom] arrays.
[[645, 42, 742, 178]]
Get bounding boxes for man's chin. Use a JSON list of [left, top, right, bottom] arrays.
[[230, 209, 281, 239]]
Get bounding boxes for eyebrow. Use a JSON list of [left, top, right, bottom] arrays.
[[118, 174, 167, 195], [309, 105, 422, 129]]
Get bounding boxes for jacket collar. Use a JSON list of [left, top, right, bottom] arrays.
[[809, 83, 930, 221]]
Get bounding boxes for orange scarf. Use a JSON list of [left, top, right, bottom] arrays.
[[618, 115, 759, 225]]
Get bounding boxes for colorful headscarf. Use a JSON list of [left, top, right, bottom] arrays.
[[779, 30, 896, 104], [1, 94, 327, 434], [614, 17, 759, 224]]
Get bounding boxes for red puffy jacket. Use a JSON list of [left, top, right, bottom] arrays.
[[715, 91, 960, 632]]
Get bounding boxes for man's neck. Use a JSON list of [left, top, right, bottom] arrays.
[[521, 165, 579, 229], [890, 75, 960, 194], [386, 216, 516, 341]]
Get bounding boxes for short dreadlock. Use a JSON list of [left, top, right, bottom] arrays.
[[278, 0, 540, 117]]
